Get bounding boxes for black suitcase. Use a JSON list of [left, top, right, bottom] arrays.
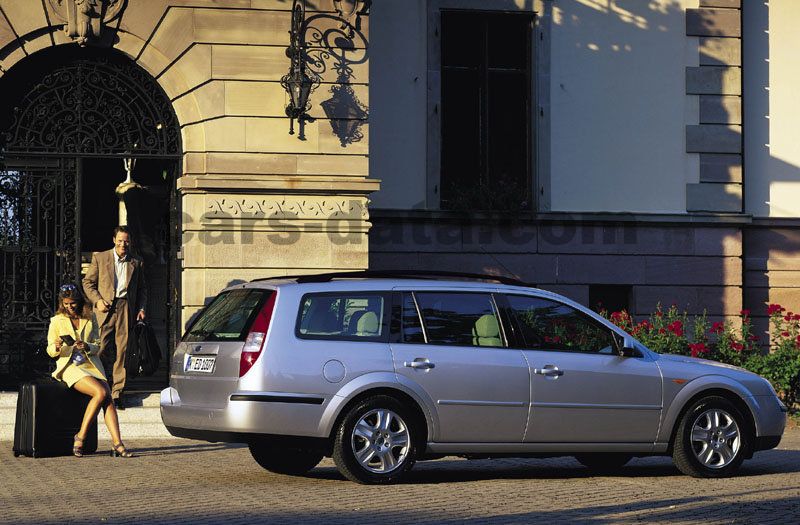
[[126, 321, 162, 379], [12, 379, 98, 458]]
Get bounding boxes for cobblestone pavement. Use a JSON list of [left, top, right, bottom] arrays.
[[2, 427, 799, 525]]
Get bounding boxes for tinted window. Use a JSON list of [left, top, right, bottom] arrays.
[[401, 293, 425, 344], [184, 289, 269, 342], [415, 292, 503, 347], [440, 10, 532, 211], [298, 293, 385, 340], [506, 295, 616, 354]]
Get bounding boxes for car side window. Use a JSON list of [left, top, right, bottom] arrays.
[[506, 294, 616, 354], [414, 292, 504, 347], [297, 293, 386, 340]]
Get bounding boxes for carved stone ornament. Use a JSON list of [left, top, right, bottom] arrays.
[[48, 0, 125, 46], [204, 198, 369, 221]]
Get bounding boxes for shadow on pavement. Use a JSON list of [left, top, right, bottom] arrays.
[[304, 447, 800, 484]]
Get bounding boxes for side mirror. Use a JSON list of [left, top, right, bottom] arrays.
[[617, 335, 641, 358]]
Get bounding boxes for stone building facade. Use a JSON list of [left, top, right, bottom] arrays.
[[0, 0, 373, 385], [1, 0, 799, 385]]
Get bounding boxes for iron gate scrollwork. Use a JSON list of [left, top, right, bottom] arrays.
[[0, 158, 79, 384], [3, 58, 180, 156], [0, 51, 181, 387]]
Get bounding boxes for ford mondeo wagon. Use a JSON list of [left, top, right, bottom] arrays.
[[161, 271, 787, 484]]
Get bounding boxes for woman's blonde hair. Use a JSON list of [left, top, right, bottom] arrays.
[[56, 283, 91, 319]]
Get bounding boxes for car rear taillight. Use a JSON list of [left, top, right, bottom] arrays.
[[239, 292, 276, 377]]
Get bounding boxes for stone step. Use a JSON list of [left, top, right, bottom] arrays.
[[0, 391, 175, 441]]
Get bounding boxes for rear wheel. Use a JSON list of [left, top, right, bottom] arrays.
[[332, 395, 419, 484], [672, 396, 751, 478], [249, 443, 323, 475], [574, 453, 632, 472]]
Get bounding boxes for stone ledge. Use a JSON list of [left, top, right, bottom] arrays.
[[177, 175, 380, 194]]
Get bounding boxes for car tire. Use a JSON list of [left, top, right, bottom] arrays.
[[332, 395, 419, 484], [574, 453, 632, 472], [249, 443, 323, 475], [672, 395, 751, 478]]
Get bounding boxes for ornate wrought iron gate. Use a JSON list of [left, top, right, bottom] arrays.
[[0, 157, 80, 385], [0, 48, 180, 387]]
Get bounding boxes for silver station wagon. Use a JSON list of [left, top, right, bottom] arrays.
[[161, 272, 787, 484]]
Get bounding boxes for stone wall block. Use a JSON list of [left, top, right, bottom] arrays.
[[744, 287, 800, 314], [686, 183, 742, 212], [744, 228, 800, 258], [686, 66, 741, 95], [644, 255, 741, 286], [0, 11, 17, 50], [537, 224, 694, 256], [538, 285, 589, 305], [178, 80, 225, 124], [556, 255, 646, 285], [686, 125, 741, 153], [693, 228, 742, 256], [699, 37, 741, 66], [158, 44, 212, 98], [699, 95, 741, 124], [0, 0, 49, 39], [699, 153, 742, 183], [745, 271, 800, 289], [686, 8, 741, 37], [211, 45, 369, 84], [635, 286, 741, 316], [698, 0, 740, 8], [251, 0, 339, 10], [144, 8, 194, 72]]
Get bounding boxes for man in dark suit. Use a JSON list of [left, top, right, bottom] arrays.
[[82, 226, 147, 409]]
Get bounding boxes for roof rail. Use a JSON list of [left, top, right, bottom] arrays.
[[251, 270, 536, 288]]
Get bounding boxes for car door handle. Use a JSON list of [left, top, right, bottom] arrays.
[[534, 366, 563, 377], [404, 358, 435, 370]]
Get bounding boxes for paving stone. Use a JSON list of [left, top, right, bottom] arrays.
[[1, 428, 798, 524]]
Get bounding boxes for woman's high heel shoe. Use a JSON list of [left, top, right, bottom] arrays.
[[73, 434, 84, 457], [111, 442, 133, 458]]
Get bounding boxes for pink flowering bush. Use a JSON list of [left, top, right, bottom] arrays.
[[602, 303, 800, 407]]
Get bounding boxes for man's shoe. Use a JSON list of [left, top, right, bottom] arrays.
[[114, 398, 125, 410]]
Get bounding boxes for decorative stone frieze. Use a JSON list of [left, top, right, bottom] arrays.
[[204, 197, 369, 221]]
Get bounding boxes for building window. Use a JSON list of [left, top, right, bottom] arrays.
[[440, 10, 533, 211]]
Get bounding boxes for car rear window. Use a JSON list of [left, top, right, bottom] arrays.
[[297, 293, 387, 341], [414, 292, 504, 347], [183, 289, 270, 342]]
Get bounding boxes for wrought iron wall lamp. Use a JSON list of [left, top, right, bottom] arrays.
[[280, 0, 319, 136]]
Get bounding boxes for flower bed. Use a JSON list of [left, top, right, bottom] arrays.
[[602, 304, 800, 408]]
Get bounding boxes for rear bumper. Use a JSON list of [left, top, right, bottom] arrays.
[[164, 425, 329, 452], [159, 387, 330, 438]]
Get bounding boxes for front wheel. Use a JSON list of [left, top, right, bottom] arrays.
[[672, 396, 751, 478], [249, 443, 323, 475], [332, 395, 419, 484]]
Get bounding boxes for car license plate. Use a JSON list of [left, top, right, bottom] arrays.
[[186, 356, 216, 373]]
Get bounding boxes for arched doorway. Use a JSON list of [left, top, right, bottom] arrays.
[[0, 46, 181, 388]]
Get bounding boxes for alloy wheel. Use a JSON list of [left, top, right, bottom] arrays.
[[690, 408, 741, 469], [350, 408, 410, 474]]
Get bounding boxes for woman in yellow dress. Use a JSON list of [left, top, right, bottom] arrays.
[[47, 283, 133, 457]]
